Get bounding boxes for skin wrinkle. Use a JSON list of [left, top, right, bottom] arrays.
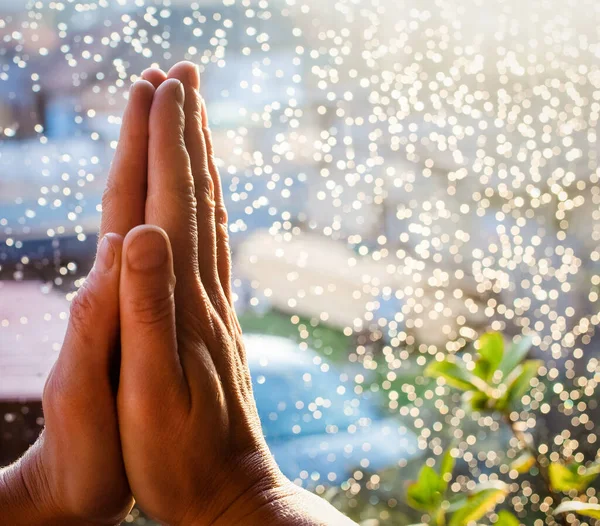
[[202, 316, 245, 400], [19, 450, 53, 521]]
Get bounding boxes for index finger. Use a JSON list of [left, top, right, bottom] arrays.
[[100, 80, 155, 239]]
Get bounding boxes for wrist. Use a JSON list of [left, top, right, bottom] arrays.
[[209, 479, 357, 526], [0, 445, 64, 526], [205, 476, 300, 526], [176, 450, 293, 526], [1, 441, 127, 526], [177, 446, 357, 526], [212, 477, 299, 526]]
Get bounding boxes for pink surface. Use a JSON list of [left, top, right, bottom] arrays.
[[0, 281, 68, 401]]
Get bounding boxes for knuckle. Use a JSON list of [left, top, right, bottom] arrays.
[[68, 283, 100, 343], [176, 133, 187, 153], [218, 224, 231, 248], [173, 184, 197, 206], [122, 115, 150, 143], [189, 107, 204, 130], [42, 369, 71, 416], [123, 127, 148, 144], [208, 288, 228, 316], [207, 151, 218, 170], [215, 205, 228, 226], [148, 182, 196, 208], [101, 183, 118, 210], [103, 163, 144, 205], [197, 175, 214, 205], [202, 125, 213, 147], [127, 289, 174, 327]]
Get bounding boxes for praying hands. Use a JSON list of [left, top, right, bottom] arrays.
[[0, 61, 356, 526]]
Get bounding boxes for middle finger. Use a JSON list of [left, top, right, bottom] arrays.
[[145, 78, 199, 285], [167, 62, 229, 320]]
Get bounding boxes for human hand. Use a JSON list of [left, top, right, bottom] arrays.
[[0, 78, 156, 526], [117, 62, 356, 525], [0, 61, 355, 526]]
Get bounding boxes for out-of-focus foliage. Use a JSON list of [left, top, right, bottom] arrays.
[[416, 331, 600, 526], [554, 501, 600, 520], [406, 444, 513, 526], [425, 333, 541, 413], [549, 461, 600, 493]]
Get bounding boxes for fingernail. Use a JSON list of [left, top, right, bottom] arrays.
[[173, 79, 184, 105], [127, 229, 168, 271], [96, 236, 115, 272]]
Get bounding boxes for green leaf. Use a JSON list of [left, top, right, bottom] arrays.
[[448, 484, 508, 526], [441, 449, 456, 479], [554, 501, 600, 519], [497, 360, 541, 410], [468, 391, 492, 412], [549, 462, 600, 492], [407, 465, 445, 512], [474, 332, 504, 382], [425, 360, 485, 392], [510, 452, 535, 474], [549, 463, 579, 492], [499, 335, 533, 379], [576, 463, 600, 491], [440, 448, 456, 490], [495, 510, 520, 526], [447, 494, 468, 512]]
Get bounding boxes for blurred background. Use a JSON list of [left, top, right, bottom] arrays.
[[1, 0, 600, 524]]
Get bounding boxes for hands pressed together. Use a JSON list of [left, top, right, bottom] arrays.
[[0, 62, 355, 526]]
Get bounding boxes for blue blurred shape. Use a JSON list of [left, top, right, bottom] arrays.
[[246, 334, 420, 487]]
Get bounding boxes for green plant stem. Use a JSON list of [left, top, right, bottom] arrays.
[[434, 506, 446, 526], [503, 415, 567, 526]]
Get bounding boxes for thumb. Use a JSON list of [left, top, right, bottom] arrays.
[[41, 233, 130, 517], [52, 233, 124, 381], [119, 225, 186, 405]]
